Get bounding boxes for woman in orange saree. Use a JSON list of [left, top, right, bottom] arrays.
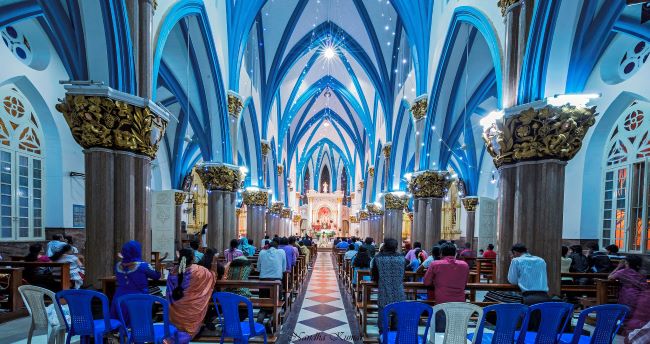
[[166, 248, 216, 338]]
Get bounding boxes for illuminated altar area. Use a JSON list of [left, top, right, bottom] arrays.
[[306, 189, 345, 236]]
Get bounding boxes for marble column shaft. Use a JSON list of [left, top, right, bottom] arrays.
[[384, 209, 403, 243], [465, 211, 477, 248], [84, 149, 115, 288], [248, 205, 267, 247], [414, 197, 443, 253], [175, 204, 182, 250], [208, 190, 237, 253], [495, 160, 565, 295], [138, 0, 153, 98]]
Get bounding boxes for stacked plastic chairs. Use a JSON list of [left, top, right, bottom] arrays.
[[19, 285, 67, 344], [380, 301, 432, 343], [116, 294, 179, 344], [213, 291, 267, 344], [470, 303, 528, 344], [559, 304, 629, 344], [55, 289, 125, 344]]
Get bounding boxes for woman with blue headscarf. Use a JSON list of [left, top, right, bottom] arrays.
[[238, 237, 256, 256], [110, 241, 161, 319]]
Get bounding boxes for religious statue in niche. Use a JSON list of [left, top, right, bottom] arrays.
[[322, 182, 328, 193]]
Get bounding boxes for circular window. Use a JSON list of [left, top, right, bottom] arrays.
[[618, 41, 650, 80], [1, 26, 33, 66], [0, 21, 49, 71]]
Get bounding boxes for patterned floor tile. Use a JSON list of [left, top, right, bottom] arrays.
[[302, 303, 343, 315], [307, 295, 339, 303], [298, 315, 346, 331]]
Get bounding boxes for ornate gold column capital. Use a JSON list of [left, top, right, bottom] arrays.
[[174, 191, 187, 206], [410, 95, 428, 121], [269, 201, 284, 214], [367, 203, 384, 216], [293, 214, 301, 223], [482, 104, 597, 168], [408, 170, 452, 198], [277, 164, 284, 175], [498, 0, 519, 16], [461, 197, 479, 212], [236, 208, 243, 216], [384, 192, 409, 210], [281, 208, 292, 219], [195, 163, 243, 192], [368, 167, 375, 177], [227, 91, 244, 118], [260, 140, 270, 156], [242, 188, 269, 206], [56, 92, 168, 158], [359, 210, 369, 221], [349, 215, 359, 223], [383, 143, 392, 158], [358, 181, 365, 189]]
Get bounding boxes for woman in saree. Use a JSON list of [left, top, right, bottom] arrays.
[[166, 248, 216, 338], [238, 237, 256, 257]]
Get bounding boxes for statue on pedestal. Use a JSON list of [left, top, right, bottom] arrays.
[[322, 182, 328, 193]]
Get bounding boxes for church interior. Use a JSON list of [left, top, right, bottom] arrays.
[[1, 0, 650, 343]]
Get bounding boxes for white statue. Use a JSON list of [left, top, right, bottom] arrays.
[[322, 182, 328, 193]]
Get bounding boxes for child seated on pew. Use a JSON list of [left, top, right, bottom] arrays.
[[50, 244, 84, 289]]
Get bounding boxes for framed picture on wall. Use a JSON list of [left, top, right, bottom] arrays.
[[73, 204, 85, 228]]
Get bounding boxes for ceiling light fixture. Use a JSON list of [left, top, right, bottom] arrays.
[[323, 46, 335, 59]]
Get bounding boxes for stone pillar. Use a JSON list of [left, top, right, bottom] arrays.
[[410, 95, 428, 172], [461, 197, 479, 249], [367, 204, 384, 243], [277, 165, 285, 204], [382, 143, 392, 191], [359, 211, 369, 239], [350, 215, 359, 237], [56, 85, 169, 288], [227, 91, 243, 164], [196, 163, 241, 253], [267, 202, 283, 237], [498, 0, 533, 108], [384, 193, 408, 244], [366, 167, 375, 204], [261, 141, 270, 188], [174, 191, 187, 250], [408, 171, 451, 253], [281, 208, 292, 236], [138, 0, 154, 98], [243, 189, 269, 246], [483, 102, 596, 295]]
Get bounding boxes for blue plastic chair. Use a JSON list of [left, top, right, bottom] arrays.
[[55, 289, 125, 344], [212, 292, 267, 344], [516, 302, 574, 344], [559, 304, 629, 344], [117, 294, 180, 344], [468, 303, 529, 344], [380, 301, 433, 344]]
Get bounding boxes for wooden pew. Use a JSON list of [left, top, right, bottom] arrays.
[[0, 267, 27, 322], [1, 261, 71, 291]]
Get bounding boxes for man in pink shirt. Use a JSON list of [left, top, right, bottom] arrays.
[[423, 242, 469, 332]]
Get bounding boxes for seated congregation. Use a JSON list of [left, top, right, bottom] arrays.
[[8, 233, 650, 343]]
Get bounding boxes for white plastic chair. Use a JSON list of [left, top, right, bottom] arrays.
[[18, 285, 66, 344], [429, 302, 482, 344]]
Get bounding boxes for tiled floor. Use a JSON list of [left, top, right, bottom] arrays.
[[291, 252, 357, 344]]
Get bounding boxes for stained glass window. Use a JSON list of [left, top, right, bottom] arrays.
[[0, 86, 44, 241]]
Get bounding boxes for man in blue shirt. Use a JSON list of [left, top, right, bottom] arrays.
[[256, 240, 286, 325], [336, 239, 350, 249], [278, 237, 296, 271], [508, 243, 550, 328]]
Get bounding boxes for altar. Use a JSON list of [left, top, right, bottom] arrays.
[[306, 188, 345, 236]]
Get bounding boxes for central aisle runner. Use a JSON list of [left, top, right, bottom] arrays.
[[292, 252, 357, 343]]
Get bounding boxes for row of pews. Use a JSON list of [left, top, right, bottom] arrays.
[[101, 245, 318, 342], [332, 248, 633, 342]]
